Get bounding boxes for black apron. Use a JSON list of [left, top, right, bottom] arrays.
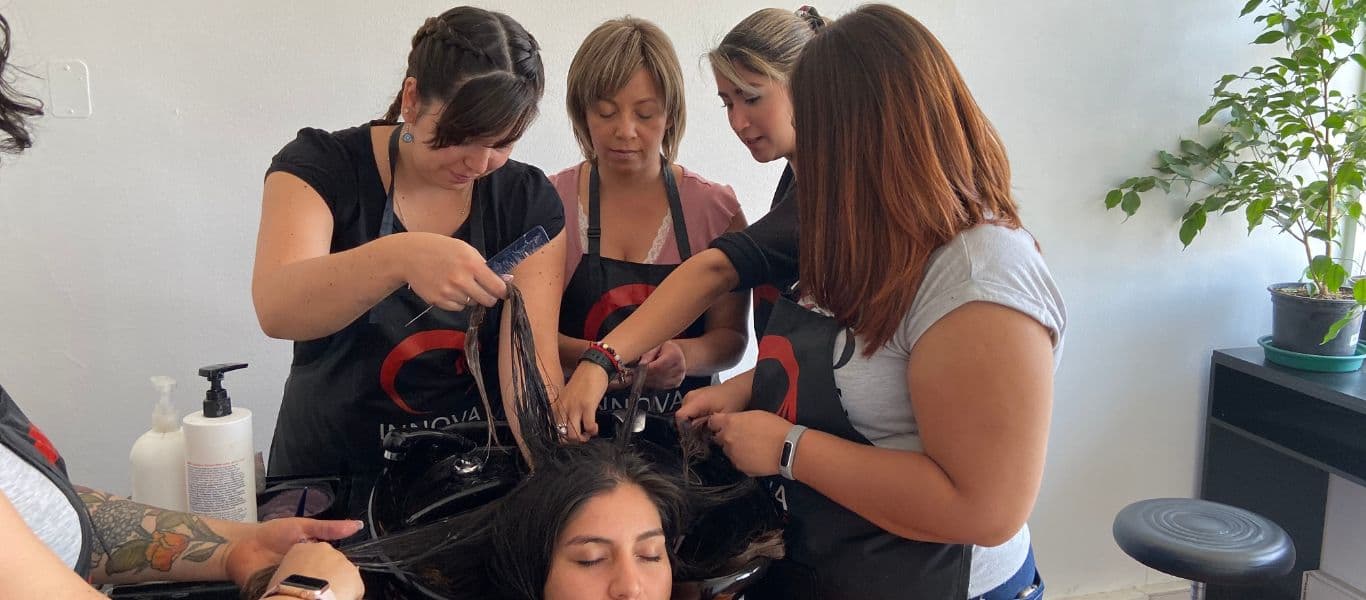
[[751, 164, 796, 340], [746, 295, 972, 600], [269, 127, 499, 489], [559, 163, 710, 415], [0, 385, 94, 578]]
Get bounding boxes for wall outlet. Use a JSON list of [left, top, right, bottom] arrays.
[[47, 60, 91, 118]]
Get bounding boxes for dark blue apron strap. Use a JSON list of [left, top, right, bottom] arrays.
[[587, 163, 603, 256], [379, 125, 403, 237], [586, 164, 604, 296], [468, 173, 486, 256], [661, 161, 692, 259]]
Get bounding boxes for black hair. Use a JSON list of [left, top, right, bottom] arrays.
[[378, 7, 545, 149], [242, 286, 782, 599], [0, 14, 44, 158]]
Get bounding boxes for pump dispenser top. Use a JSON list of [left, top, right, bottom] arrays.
[[198, 363, 246, 418], [149, 376, 178, 432]]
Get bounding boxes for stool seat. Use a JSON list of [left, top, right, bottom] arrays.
[[1112, 498, 1295, 585]]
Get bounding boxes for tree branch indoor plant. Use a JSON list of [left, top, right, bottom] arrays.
[[1105, 0, 1366, 365]]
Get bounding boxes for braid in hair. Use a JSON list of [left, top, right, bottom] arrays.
[[380, 7, 544, 145]]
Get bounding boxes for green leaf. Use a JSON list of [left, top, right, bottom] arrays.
[[1353, 54, 1366, 71], [1355, 278, 1366, 304], [1134, 177, 1156, 192], [1333, 28, 1355, 46], [184, 545, 217, 563], [1170, 162, 1196, 178], [108, 541, 152, 575], [1254, 30, 1286, 44], [1121, 191, 1141, 216], [1240, 0, 1264, 16], [1247, 197, 1272, 230], [1311, 255, 1337, 279], [1325, 262, 1349, 295], [155, 512, 190, 532], [1324, 311, 1357, 344], [1120, 177, 1141, 189], [1273, 57, 1299, 70], [1155, 177, 1173, 192], [1325, 114, 1346, 130], [1180, 209, 1207, 247], [1105, 189, 1123, 209], [1350, 201, 1363, 222], [1180, 139, 1209, 157]]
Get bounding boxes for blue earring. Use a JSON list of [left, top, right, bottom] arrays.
[[400, 125, 414, 144]]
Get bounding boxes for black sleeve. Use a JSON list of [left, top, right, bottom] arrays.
[[514, 165, 566, 241], [485, 162, 566, 255], [708, 192, 798, 290], [265, 128, 357, 214]]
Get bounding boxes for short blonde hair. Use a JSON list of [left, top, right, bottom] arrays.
[[566, 17, 686, 162], [709, 7, 824, 96]]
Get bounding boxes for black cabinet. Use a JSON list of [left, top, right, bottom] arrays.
[[1200, 348, 1366, 599]]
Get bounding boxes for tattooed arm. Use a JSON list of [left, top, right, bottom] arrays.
[[78, 486, 363, 586]]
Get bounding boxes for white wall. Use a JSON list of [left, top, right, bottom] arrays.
[[0, 0, 1314, 595]]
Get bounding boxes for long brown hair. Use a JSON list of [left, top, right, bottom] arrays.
[[792, 4, 1020, 354]]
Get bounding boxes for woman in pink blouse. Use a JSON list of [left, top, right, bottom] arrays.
[[550, 17, 748, 428]]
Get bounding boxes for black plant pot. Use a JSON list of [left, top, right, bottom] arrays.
[[1268, 283, 1361, 356]]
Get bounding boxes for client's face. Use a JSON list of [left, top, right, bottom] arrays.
[[544, 483, 672, 600]]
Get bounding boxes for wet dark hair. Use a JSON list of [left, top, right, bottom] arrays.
[[379, 6, 545, 149], [0, 14, 44, 157], [336, 440, 688, 599], [241, 286, 782, 599]]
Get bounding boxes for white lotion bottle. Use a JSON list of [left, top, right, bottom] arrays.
[[130, 376, 187, 511], [182, 363, 256, 522]]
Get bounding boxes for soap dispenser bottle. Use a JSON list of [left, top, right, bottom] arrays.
[[129, 376, 187, 511], [182, 363, 256, 522]]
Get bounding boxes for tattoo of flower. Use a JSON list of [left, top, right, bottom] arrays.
[[78, 487, 228, 576]]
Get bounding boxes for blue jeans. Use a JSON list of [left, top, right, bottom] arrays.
[[972, 547, 1045, 600]]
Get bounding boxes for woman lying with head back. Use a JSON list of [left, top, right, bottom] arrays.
[[242, 286, 781, 600]]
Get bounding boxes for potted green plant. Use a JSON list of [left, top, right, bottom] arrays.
[[1104, 0, 1366, 360]]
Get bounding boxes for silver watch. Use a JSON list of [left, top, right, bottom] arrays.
[[262, 574, 336, 600], [779, 425, 808, 480]]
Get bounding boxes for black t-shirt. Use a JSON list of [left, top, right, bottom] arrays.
[[267, 124, 564, 259], [263, 124, 565, 483], [709, 164, 799, 290]]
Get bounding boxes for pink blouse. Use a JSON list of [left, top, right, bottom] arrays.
[[548, 163, 744, 282]]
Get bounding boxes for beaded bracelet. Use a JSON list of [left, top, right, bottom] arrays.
[[580, 341, 624, 380]]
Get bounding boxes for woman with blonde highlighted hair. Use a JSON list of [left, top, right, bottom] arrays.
[[550, 17, 749, 429]]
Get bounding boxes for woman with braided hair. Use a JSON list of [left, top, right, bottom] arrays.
[[253, 7, 567, 493]]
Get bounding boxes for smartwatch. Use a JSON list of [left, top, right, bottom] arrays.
[[261, 574, 335, 600], [778, 425, 808, 480]]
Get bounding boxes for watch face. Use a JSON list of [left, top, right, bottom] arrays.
[[282, 574, 330, 592]]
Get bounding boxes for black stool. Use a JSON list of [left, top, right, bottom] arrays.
[[1112, 498, 1296, 596]]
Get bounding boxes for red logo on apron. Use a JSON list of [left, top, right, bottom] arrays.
[[757, 334, 800, 423], [379, 330, 468, 415], [583, 283, 657, 340], [754, 284, 781, 306], [26, 423, 60, 466]]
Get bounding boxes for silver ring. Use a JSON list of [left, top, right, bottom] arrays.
[[556, 423, 568, 436]]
